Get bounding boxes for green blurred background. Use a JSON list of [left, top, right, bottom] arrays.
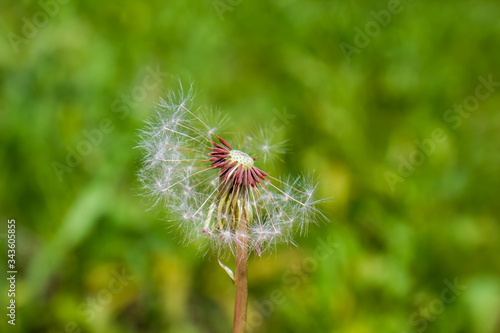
[[1, 0, 500, 332]]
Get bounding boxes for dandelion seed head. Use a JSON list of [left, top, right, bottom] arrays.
[[138, 85, 326, 257]]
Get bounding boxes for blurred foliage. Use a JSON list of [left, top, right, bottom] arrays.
[[1, 0, 500, 332]]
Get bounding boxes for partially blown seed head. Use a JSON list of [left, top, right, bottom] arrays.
[[138, 85, 325, 256]]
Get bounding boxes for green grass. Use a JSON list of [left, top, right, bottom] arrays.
[[1, 0, 500, 332]]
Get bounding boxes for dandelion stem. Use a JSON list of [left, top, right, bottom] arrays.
[[233, 214, 248, 333]]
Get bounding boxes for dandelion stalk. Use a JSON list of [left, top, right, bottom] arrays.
[[138, 84, 325, 331], [233, 210, 248, 333]]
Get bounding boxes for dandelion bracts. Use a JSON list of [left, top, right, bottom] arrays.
[[138, 86, 324, 257]]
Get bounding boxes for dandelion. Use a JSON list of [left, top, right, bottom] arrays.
[[138, 84, 325, 332]]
